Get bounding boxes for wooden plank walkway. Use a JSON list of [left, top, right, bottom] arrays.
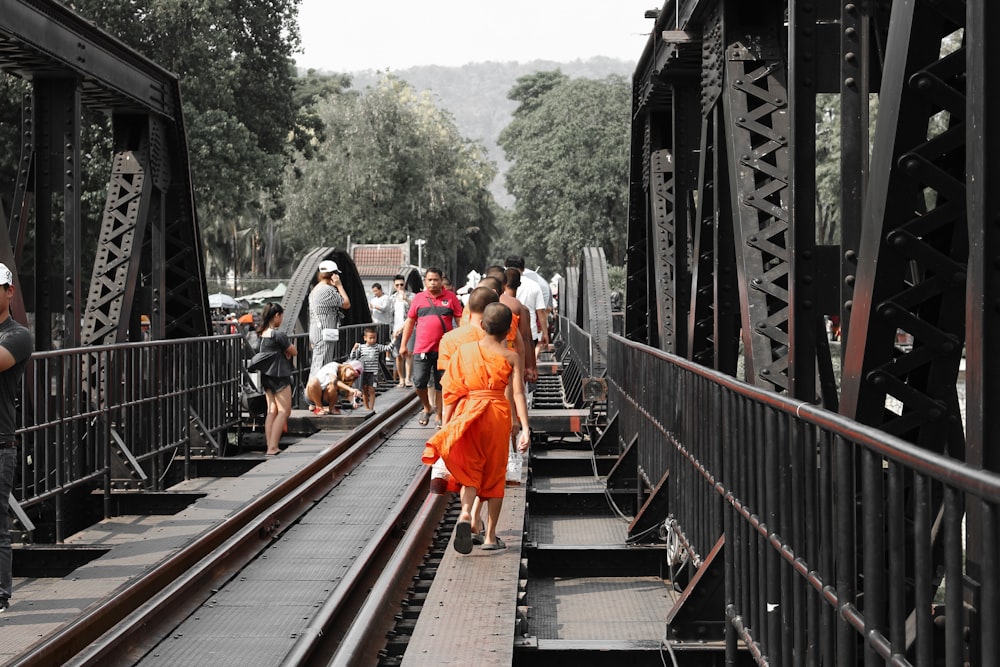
[[401, 464, 527, 666]]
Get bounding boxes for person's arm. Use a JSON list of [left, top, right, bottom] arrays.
[[337, 380, 362, 396], [537, 308, 549, 346], [518, 306, 537, 381], [0, 346, 17, 372], [509, 354, 531, 452], [279, 333, 296, 359], [331, 275, 351, 309], [399, 317, 415, 357]]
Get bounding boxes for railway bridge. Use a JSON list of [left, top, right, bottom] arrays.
[[0, 0, 998, 665]]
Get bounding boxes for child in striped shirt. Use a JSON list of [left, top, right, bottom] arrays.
[[349, 326, 395, 411]]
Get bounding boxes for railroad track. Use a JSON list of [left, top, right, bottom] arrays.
[[10, 391, 450, 667]]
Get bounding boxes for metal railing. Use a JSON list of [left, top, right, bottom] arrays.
[[12, 322, 394, 542], [605, 333, 1000, 666], [15, 335, 244, 540], [556, 316, 593, 407]]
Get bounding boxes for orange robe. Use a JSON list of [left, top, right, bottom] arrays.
[[422, 341, 513, 499], [453, 311, 519, 353], [437, 324, 484, 371]]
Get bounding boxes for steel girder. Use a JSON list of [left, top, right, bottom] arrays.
[[1, 0, 209, 345], [577, 247, 613, 376], [720, 3, 795, 394], [563, 266, 580, 327], [966, 1, 1000, 648], [838, 1, 968, 457], [624, 108, 651, 344], [630, 0, 838, 399]]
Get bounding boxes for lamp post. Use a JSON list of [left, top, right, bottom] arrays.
[[415, 238, 426, 271]]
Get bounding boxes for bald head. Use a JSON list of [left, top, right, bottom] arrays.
[[468, 285, 500, 314], [482, 302, 513, 336], [477, 276, 502, 296]]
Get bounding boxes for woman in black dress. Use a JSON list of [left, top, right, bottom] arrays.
[[257, 302, 297, 455]]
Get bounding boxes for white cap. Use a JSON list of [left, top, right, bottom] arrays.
[[0, 263, 12, 286], [318, 260, 339, 273]]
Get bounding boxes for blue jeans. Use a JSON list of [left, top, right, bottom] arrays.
[[0, 448, 14, 603]]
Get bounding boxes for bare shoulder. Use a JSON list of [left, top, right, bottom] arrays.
[[499, 345, 521, 367]]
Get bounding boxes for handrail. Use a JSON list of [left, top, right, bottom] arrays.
[[605, 332, 1000, 665], [14, 336, 244, 540]]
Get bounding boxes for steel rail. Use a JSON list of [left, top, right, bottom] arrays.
[[10, 390, 419, 667], [282, 471, 450, 666]]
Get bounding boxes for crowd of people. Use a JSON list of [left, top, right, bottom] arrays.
[[0, 253, 556, 617], [248, 256, 556, 556]]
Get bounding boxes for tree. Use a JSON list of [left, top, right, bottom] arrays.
[[283, 75, 498, 280], [63, 0, 302, 278], [498, 71, 631, 276]]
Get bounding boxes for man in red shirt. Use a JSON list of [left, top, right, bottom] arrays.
[[399, 267, 463, 427]]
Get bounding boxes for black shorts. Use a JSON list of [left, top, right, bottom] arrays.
[[361, 371, 376, 388], [261, 374, 291, 393], [412, 352, 442, 390]]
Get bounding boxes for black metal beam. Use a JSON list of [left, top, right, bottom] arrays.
[[0, 0, 177, 116]]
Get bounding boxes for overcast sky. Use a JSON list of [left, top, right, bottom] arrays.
[[295, 1, 659, 72]]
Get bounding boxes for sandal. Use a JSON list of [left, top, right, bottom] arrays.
[[480, 536, 506, 551], [418, 411, 431, 426], [454, 520, 473, 554]]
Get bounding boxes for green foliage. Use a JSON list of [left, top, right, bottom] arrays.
[[498, 72, 631, 276], [347, 58, 635, 208], [283, 75, 498, 279], [63, 0, 301, 278], [607, 264, 625, 294]]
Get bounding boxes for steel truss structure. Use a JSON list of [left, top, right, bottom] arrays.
[[629, 0, 994, 472], [0, 0, 210, 346], [627, 0, 998, 662]]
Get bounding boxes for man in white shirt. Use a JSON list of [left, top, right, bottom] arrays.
[[506, 256, 548, 353], [368, 283, 393, 327], [523, 267, 552, 311]]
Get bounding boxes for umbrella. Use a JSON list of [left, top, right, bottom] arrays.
[[208, 292, 239, 309], [238, 313, 254, 324]]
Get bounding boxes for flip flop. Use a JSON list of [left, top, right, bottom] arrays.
[[418, 411, 431, 426], [472, 530, 485, 545], [480, 537, 506, 551], [454, 520, 473, 554]]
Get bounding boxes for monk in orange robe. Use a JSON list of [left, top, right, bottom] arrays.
[[423, 303, 530, 553], [433, 286, 527, 541], [429, 286, 500, 500]]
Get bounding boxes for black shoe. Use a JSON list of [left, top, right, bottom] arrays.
[[0, 599, 9, 613]]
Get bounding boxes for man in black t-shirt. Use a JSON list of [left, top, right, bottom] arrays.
[[0, 263, 33, 614]]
